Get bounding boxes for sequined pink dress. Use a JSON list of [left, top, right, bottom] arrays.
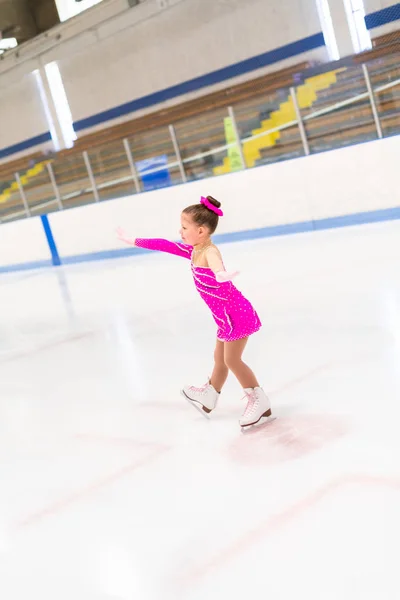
[[135, 238, 261, 342]]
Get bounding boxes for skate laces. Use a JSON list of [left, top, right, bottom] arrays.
[[242, 390, 259, 416], [189, 382, 209, 395]]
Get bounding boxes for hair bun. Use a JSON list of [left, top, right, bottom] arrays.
[[206, 195, 222, 209]]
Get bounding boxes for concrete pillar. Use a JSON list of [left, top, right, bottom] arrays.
[[327, 0, 355, 58]]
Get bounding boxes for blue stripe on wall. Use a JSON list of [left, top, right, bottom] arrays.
[[0, 132, 52, 160], [365, 3, 400, 29], [40, 215, 61, 266], [73, 32, 325, 132]]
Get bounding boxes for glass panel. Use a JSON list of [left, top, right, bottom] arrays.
[[163, 164, 183, 187], [367, 54, 400, 138], [183, 147, 231, 181], [0, 170, 26, 222], [51, 153, 93, 210], [234, 87, 303, 167], [300, 65, 377, 152], [246, 124, 303, 167], [127, 126, 179, 191], [174, 108, 228, 181], [367, 53, 400, 87], [86, 139, 137, 201], [20, 159, 60, 216]]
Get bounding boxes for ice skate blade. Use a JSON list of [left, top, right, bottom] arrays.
[[240, 414, 277, 431], [181, 390, 211, 420]]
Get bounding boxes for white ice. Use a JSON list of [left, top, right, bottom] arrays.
[[1, 220, 400, 600]]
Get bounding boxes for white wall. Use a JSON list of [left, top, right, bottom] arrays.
[[46, 133, 400, 259], [0, 0, 326, 158], [365, 0, 384, 9], [365, 0, 400, 13], [59, 0, 325, 130], [0, 0, 397, 163], [0, 72, 49, 154], [364, 0, 400, 38]]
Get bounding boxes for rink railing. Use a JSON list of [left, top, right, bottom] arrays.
[[1, 56, 399, 223]]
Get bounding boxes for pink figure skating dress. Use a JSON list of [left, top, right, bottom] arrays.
[[135, 238, 261, 342]]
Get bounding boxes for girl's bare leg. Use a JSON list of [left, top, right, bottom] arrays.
[[224, 337, 259, 389], [210, 339, 229, 392]]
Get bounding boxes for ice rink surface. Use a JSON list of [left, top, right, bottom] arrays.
[[1, 220, 400, 600]]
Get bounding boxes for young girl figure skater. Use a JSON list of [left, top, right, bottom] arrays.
[[117, 195, 272, 428]]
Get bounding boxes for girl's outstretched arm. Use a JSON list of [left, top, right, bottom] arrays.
[[116, 227, 193, 259]]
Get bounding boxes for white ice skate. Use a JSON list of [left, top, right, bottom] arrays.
[[181, 380, 219, 418], [239, 387, 273, 428]]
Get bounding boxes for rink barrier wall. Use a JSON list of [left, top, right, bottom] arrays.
[[2, 205, 400, 274], [1, 134, 399, 274], [0, 216, 52, 273], [48, 205, 400, 267], [2, 204, 400, 275]]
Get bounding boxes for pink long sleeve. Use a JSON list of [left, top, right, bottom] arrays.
[[135, 238, 193, 260]]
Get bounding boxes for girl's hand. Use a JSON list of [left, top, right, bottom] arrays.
[[116, 227, 136, 246], [216, 270, 240, 283]]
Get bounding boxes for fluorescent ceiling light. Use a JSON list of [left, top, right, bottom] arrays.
[[45, 61, 77, 149]]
